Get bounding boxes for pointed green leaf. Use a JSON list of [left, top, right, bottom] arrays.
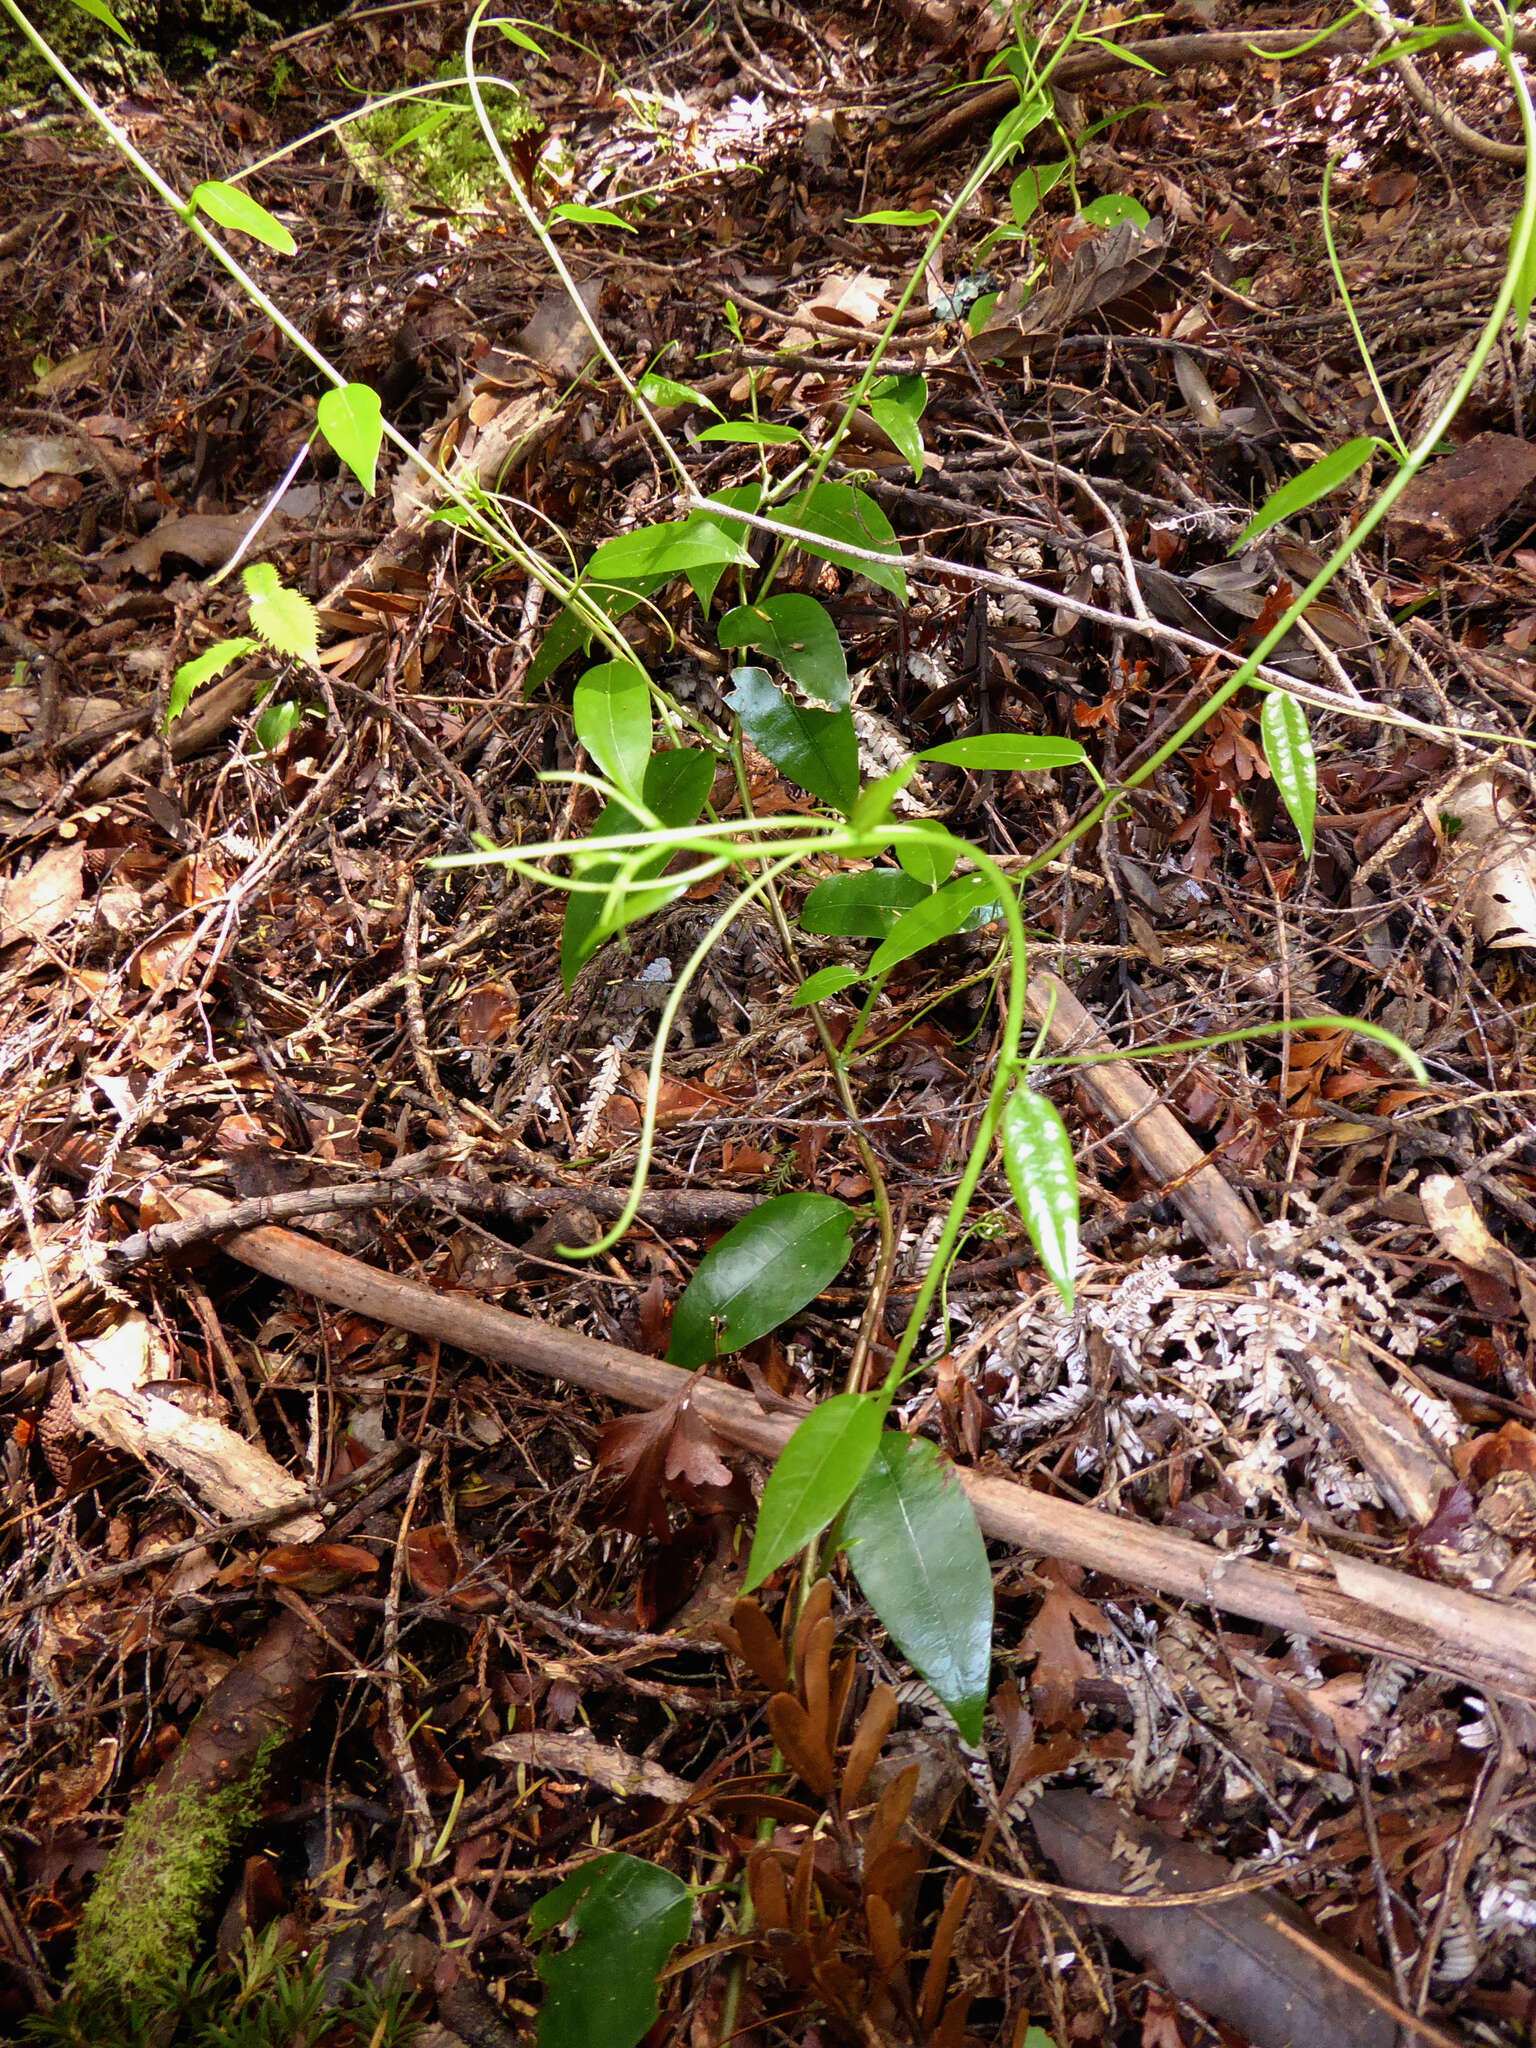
[[560, 747, 714, 987], [667, 1192, 857, 1370], [1234, 435, 1378, 548], [1009, 160, 1068, 227], [1083, 34, 1163, 72], [841, 1432, 992, 1746], [637, 372, 721, 414], [800, 868, 928, 939], [1079, 193, 1149, 229], [868, 374, 927, 480], [894, 822, 960, 890], [165, 637, 256, 730], [589, 516, 753, 582], [991, 92, 1052, 158], [718, 594, 849, 708], [778, 482, 907, 603], [189, 180, 296, 255], [726, 666, 859, 816], [867, 871, 1009, 975], [242, 562, 317, 662], [64, 0, 130, 39], [918, 736, 1086, 773], [793, 964, 863, 1007], [745, 1391, 886, 1590], [1260, 689, 1316, 856], [496, 21, 546, 53], [1000, 1087, 1079, 1309], [550, 202, 636, 232], [573, 660, 651, 802], [526, 578, 665, 694], [254, 699, 303, 751], [849, 762, 918, 834], [696, 420, 803, 446], [316, 382, 383, 495], [848, 208, 940, 226], [533, 1853, 691, 2048], [686, 485, 763, 611]]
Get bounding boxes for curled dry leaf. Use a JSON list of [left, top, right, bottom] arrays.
[[0, 843, 83, 948], [596, 1389, 738, 1539], [1438, 775, 1536, 948]]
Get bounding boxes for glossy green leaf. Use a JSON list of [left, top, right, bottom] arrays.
[[868, 374, 927, 481], [1000, 1087, 1079, 1309], [254, 699, 303, 751], [800, 868, 927, 939], [588, 516, 753, 583], [1079, 193, 1150, 229], [793, 964, 863, 1007], [189, 180, 296, 255], [726, 666, 859, 816], [966, 292, 1000, 335], [1260, 689, 1317, 856], [848, 208, 940, 226], [64, 0, 130, 39], [849, 763, 918, 833], [918, 735, 1086, 773], [778, 482, 907, 604], [1234, 435, 1377, 548], [841, 1433, 992, 1746], [573, 660, 651, 802], [894, 822, 960, 890], [991, 92, 1052, 158], [1009, 160, 1068, 227], [550, 202, 635, 232], [637, 372, 721, 414], [242, 562, 317, 663], [560, 747, 714, 987], [668, 1192, 856, 1370], [867, 871, 1009, 974], [745, 1391, 886, 1590], [696, 420, 803, 446], [532, 1853, 691, 2048], [717, 594, 849, 708], [686, 484, 762, 611], [316, 382, 383, 495], [165, 638, 256, 730]]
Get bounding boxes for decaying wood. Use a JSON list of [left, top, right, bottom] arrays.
[[1026, 970, 1461, 1526], [165, 1186, 1536, 1704], [1029, 1789, 1464, 2048]]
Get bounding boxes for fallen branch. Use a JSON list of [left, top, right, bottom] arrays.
[[161, 1183, 1536, 1704]]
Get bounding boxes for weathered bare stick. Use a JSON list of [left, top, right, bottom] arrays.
[[162, 1186, 1536, 1703]]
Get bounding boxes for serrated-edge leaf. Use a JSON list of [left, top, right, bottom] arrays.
[[918, 736, 1085, 773], [745, 1392, 886, 1590], [867, 871, 1009, 974], [165, 637, 257, 729], [242, 562, 318, 662], [718, 594, 849, 709], [726, 666, 859, 816], [573, 660, 651, 801], [1000, 1087, 1079, 1309], [316, 382, 383, 496], [793, 964, 863, 1006], [667, 1191, 856, 1370], [189, 180, 296, 255], [1235, 435, 1377, 548], [1260, 689, 1317, 856], [841, 1433, 992, 1746]]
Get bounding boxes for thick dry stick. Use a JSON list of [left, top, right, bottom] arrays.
[[167, 1186, 1536, 1704]]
